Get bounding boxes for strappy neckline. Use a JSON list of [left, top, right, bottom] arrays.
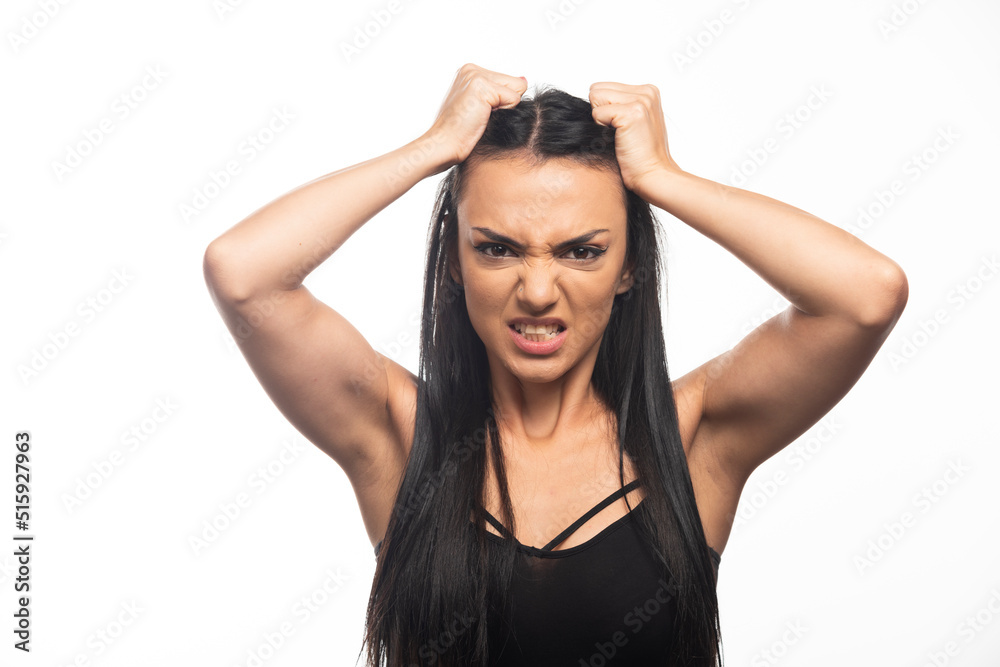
[[373, 479, 723, 564], [474, 479, 721, 563], [475, 479, 645, 556]]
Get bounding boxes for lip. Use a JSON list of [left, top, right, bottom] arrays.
[[507, 323, 567, 355]]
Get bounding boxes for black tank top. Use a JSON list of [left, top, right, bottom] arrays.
[[373, 479, 721, 665]]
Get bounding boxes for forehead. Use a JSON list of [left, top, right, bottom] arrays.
[[456, 157, 626, 238]]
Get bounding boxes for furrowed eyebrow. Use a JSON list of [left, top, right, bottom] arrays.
[[470, 227, 610, 249]]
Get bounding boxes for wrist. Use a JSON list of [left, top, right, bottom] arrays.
[[410, 127, 460, 177], [632, 164, 688, 205]]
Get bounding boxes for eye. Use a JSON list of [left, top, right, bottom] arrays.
[[472, 243, 607, 262], [565, 246, 606, 261], [474, 243, 513, 259]]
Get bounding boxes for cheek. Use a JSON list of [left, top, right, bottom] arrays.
[[567, 280, 618, 337], [463, 285, 506, 331]]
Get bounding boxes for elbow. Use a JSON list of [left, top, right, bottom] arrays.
[[203, 238, 253, 306], [855, 260, 909, 330]]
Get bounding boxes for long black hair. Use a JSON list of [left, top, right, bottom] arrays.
[[361, 86, 723, 666]]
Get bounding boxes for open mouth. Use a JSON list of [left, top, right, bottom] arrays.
[[509, 323, 566, 342]]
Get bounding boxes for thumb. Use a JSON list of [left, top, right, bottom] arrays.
[[591, 103, 620, 128], [494, 78, 528, 110]]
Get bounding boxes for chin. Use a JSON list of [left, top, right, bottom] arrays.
[[506, 357, 564, 381]]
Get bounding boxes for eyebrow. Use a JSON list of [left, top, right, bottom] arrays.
[[470, 227, 610, 249]]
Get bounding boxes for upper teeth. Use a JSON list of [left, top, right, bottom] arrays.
[[515, 324, 561, 335]]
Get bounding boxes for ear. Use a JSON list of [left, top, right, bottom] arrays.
[[615, 259, 634, 295]]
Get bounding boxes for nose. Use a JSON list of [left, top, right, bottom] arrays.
[[517, 263, 558, 309]]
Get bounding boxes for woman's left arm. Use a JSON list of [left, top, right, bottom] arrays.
[[591, 82, 909, 487]]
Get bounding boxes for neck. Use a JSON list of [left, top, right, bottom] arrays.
[[486, 348, 612, 455]]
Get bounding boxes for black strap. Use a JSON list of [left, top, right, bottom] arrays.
[[476, 479, 642, 551], [542, 479, 642, 551], [477, 505, 515, 540]]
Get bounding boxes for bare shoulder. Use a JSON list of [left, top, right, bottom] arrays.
[[672, 367, 744, 557]]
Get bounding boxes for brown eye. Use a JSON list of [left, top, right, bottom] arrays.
[[475, 243, 513, 259], [564, 246, 606, 261]]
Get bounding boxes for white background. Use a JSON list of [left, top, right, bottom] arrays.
[[3, 0, 999, 665]]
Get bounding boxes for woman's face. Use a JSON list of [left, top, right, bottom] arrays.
[[451, 155, 634, 385]]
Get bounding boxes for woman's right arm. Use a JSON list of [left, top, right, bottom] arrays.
[[202, 135, 447, 476], [201, 64, 527, 546]]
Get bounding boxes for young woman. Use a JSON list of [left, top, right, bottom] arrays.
[[203, 64, 908, 666]]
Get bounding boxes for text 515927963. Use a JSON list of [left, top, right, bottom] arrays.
[[14, 431, 32, 652]]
